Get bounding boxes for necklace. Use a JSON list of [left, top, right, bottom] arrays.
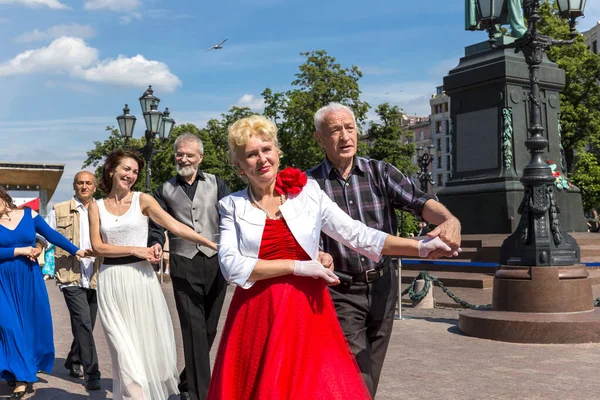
[[248, 187, 285, 220], [110, 192, 132, 222]]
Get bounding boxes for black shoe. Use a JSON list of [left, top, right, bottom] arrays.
[[86, 379, 101, 391], [68, 364, 83, 378], [180, 392, 191, 400]]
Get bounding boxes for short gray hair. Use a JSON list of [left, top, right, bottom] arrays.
[[174, 132, 204, 155], [314, 102, 356, 133]]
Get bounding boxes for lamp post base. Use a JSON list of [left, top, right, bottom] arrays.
[[459, 265, 600, 343]]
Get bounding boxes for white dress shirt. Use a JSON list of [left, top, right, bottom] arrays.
[[46, 196, 95, 289]]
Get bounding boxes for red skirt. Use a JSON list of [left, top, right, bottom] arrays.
[[207, 275, 371, 400]]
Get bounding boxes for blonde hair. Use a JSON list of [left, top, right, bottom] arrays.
[[227, 115, 281, 164]]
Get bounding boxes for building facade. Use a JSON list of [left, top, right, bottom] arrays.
[[583, 21, 600, 54], [429, 85, 452, 193], [403, 116, 431, 187]]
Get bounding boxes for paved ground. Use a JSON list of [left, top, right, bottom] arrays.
[[2, 279, 600, 399]]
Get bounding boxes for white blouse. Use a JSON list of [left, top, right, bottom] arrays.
[[217, 179, 388, 288]]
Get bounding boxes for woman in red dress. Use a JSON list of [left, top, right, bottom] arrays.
[[208, 115, 452, 400]]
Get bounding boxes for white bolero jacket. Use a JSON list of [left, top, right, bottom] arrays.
[[217, 179, 388, 288]]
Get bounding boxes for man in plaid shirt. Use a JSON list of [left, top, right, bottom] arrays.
[[308, 102, 461, 397]]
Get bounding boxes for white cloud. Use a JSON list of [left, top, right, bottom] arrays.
[[362, 81, 438, 117], [0, 0, 69, 9], [84, 0, 140, 12], [0, 37, 98, 76], [119, 12, 141, 24], [78, 54, 182, 93], [0, 37, 182, 92], [15, 24, 96, 43], [235, 94, 265, 111]]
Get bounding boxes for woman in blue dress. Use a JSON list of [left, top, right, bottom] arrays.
[[0, 187, 89, 399]]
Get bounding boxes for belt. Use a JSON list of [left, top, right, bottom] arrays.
[[103, 256, 145, 265], [337, 264, 389, 284]]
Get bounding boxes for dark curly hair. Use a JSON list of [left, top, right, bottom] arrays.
[[0, 186, 16, 211], [99, 149, 145, 193]]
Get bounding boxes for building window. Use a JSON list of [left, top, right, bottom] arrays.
[[437, 173, 443, 185], [447, 173, 451, 182], [443, 103, 448, 113], [437, 138, 442, 151], [437, 156, 442, 168], [435, 121, 441, 133], [447, 155, 451, 169], [436, 86, 443, 95], [446, 137, 450, 152]]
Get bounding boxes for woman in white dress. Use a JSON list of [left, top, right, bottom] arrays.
[[88, 150, 217, 400]]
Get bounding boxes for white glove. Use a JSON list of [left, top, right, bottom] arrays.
[[417, 237, 452, 258], [293, 260, 338, 283]]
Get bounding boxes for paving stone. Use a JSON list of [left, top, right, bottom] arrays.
[[2, 281, 600, 399]]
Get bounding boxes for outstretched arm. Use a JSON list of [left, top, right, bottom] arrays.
[[140, 193, 217, 251]]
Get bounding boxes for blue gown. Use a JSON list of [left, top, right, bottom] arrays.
[[0, 208, 78, 383]]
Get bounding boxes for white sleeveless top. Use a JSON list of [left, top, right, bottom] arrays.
[[97, 192, 148, 247]]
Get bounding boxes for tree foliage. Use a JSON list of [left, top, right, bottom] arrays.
[[538, 1, 600, 174], [262, 50, 370, 170], [365, 103, 417, 176], [570, 152, 600, 211]]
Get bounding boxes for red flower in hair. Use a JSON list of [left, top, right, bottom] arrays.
[[275, 167, 307, 195]]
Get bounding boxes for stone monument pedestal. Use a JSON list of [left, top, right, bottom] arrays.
[[438, 42, 587, 234], [459, 265, 600, 343]]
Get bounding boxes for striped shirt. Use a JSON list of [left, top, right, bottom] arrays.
[[307, 156, 436, 274]]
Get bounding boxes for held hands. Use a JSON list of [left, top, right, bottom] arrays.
[[133, 247, 161, 264], [426, 217, 462, 259], [15, 246, 39, 262], [150, 244, 163, 261], [317, 251, 334, 272], [293, 260, 339, 284], [76, 248, 94, 258], [417, 237, 458, 259]]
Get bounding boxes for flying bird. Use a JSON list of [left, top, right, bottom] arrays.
[[205, 39, 228, 52]]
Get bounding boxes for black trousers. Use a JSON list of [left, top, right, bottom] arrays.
[[328, 263, 398, 398], [62, 286, 100, 381], [170, 253, 227, 400]]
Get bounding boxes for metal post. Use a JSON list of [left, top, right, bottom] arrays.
[[142, 130, 155, 193], [394, 258, 402, 320]]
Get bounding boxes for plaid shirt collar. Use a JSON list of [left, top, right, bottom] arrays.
[[322, 156, 366, 180]]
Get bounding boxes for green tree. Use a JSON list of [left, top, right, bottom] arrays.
[[364, 103, 419, 237], [82, 127, 147, 197], [199, 106, 257, 192], [538, 1, 600, 173], [365, 103, 417, 176], [262, 50, 370, 170], [570, 152, 600, 211]]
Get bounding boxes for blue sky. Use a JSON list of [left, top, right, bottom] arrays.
[[1, 0, 599, 205]]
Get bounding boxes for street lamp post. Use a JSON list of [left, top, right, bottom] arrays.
[[458, 0, 599, 344], [475, 0, 585, 267], [116, 86, 176, 193], [416, 144, 435, 193]]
